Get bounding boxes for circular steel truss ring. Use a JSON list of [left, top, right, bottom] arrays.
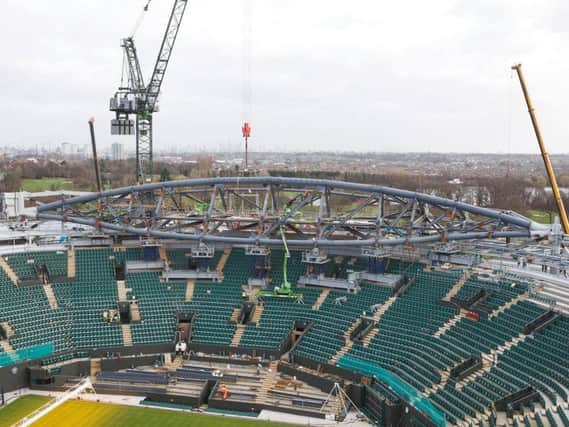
[[36, 177, 548, 247]]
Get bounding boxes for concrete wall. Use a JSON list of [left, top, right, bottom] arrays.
[[0, 362, 30, 393]]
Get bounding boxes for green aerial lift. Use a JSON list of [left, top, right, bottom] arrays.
[[257, 226, 303, 300]]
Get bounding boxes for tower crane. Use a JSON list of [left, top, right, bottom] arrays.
[[110, 0, 188, 184]]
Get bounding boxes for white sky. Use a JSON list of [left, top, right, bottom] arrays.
[[1, 0, 569, 153]]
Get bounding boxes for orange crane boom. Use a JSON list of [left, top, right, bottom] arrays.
[[511, 63, 569, 234]]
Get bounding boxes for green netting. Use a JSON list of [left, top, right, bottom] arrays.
[[0, 343, 54, 368], [338, 355, 446, 427]]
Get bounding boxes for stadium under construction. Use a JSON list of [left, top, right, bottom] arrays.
[[2, 0, 569, 426], [0, 176, 569, 426]]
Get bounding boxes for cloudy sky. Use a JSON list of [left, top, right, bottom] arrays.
[[1, 0, 569, 153]]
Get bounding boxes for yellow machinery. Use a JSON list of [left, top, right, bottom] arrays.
[[511, 63, 569, 234]]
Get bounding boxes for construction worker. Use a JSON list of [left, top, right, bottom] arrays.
[[219, 384, 229, 399]]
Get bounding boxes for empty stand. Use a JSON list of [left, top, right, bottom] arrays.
[[312, 288, 330, 310], [4, 250, 68, 283], [433, 310, 467, 338], [489, 292, 529, 318], [442, 270, 471, 302], [1, 245, 568, 426], [523, 310, 561, 335], [0, 256, 19, 285]]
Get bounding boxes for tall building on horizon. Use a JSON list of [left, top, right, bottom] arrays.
[[111, 142, 124, 161]]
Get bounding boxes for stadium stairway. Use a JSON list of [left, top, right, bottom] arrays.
[[256, 361, 279, 404], [159, 247, 168, 265], [122, 324, 133, 347], [455, 332, 529, 391], [442, 271, 471, 302], [422, 368, 451, 397], [329, 294, 397, 363], [434, 289, 530, 344], [360, 296, 398, 347], [433, 311, 467, 338], [43, 284, 58, 309], [229, 308, 240, 323], [117, 280, 128, 301], [488, 292, 529, 318], [130, 302, 141, 322], [329, 318, 360, 364], [185, 280, 195, 301], [250, 303, 264, 325], [216, 247, 232, 280], [230, 324, 246, 347], [0, 256, 19, 285], [312, 288, 330, 310], [67, 249, 75, 278]]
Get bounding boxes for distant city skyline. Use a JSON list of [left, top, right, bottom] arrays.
[[2, 1, 569, 154]]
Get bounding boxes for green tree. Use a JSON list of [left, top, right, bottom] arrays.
[[159, 168, 171, 182]]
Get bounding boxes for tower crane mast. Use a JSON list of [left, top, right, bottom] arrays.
[[110, 0, 188, 184]]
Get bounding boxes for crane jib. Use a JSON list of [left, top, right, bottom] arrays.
[[109, 0, 189, 184]]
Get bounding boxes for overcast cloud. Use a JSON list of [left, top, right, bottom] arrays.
[[1, 0, 569, 154]]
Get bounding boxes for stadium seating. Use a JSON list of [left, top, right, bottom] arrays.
[[3, 250, 68, 280], [453, 275, 529, 312], [52, 248, 123, 349], [1, 246, 568, 426], [348, 269, 464, 391], [294, 284, 392, 362], [128, 272, 186, 344], [178, 248, 250, 346]]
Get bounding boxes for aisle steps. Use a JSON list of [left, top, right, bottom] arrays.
[[122, 324, 133, 347], [67, 249, 76, 278], [44, 284, 59, 309], [230, 325, 246, 347], [117, 280, 128, 301], [0, 257, 19, 285], [434, 311, 467, 338], [185, 280, 195, 301], [256, 361, 279, 404], [216, 248, 232, 279], [442, 271, 471, 302], [312, 288, 330, 310], [250, 304, 264, 325]]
